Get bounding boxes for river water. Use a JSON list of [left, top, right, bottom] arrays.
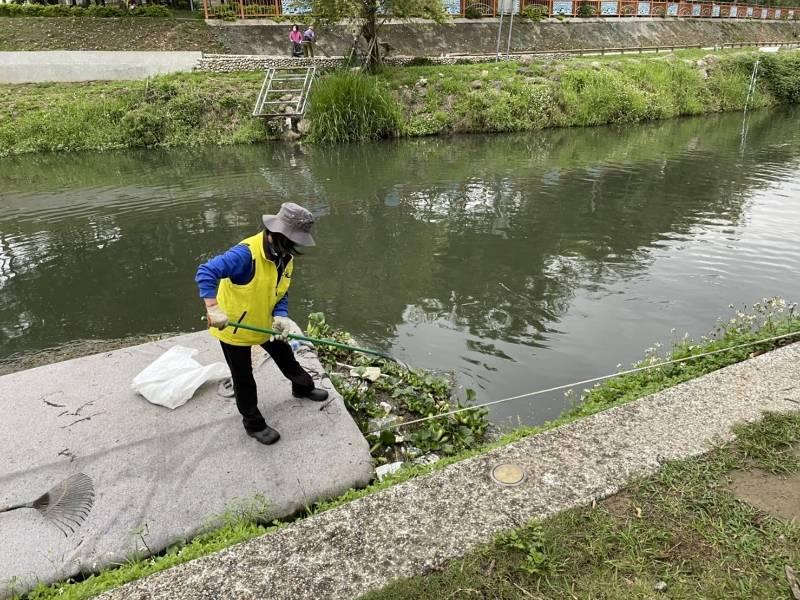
[[2, 108, 799, 426]]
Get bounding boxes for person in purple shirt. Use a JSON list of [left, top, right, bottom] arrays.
[[195, 203, 328, 445], [302, 25, 316, 57]]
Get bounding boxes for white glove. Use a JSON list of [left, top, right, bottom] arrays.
[[271, 316, 293, 343], [205, 302, 229, 330]]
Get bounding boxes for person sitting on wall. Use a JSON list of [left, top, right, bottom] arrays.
[[289, 24, 303, 58], [302, 25, 316, 58]]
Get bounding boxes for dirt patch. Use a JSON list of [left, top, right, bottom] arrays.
[[0, 18, 228, 52], [728, 446, 800, 523], [599, 491, 635, 519]]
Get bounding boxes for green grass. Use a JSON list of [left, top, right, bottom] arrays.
[[1, 49, 799, 153], [389, 49, 800, 137], [0, 73, 270, 156], [306, 71, 402, 143], [361, 411, 800, 600], [17, 301, 800, 600]]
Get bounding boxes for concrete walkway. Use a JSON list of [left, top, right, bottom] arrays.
[[98, 342, 800, 600], [0, 51, 201, 83], [0, 330, 372, 598]]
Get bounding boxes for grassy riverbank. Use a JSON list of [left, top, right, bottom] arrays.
[[362, 411, 800, 600], [2, 49, 800, 156], [18, 300, 800, 599]]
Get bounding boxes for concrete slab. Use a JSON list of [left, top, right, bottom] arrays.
[[98, 342, 800, 600], [0, 51, 201, 84], [0, 330, 373, 597]]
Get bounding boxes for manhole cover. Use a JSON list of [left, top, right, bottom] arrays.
[[490, 463, 526, 486]]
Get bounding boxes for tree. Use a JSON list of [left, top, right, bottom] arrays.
[[303, 0, 448, 71]]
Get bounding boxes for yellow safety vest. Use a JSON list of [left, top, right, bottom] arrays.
[[210, 231, 293, 346]]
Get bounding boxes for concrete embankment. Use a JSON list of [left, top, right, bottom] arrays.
[[0, 328, 372, 598], [213, 18, 800, 56], [98, 342, 800, 600]]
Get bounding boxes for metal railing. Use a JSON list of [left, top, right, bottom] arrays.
[[447, 39, 800, 57], [203, 0, 800, 19]]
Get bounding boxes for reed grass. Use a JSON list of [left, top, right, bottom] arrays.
[[306, 72, 401, 144]]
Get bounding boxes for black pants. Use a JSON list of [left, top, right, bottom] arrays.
[[220, 340, 314, 433]]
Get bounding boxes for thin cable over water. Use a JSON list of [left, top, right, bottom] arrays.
[[369, 329, 800, 435]]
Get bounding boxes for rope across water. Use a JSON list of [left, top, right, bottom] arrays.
[[368, 329, 800, 435]]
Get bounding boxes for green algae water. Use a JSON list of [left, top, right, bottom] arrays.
[[2, 108, 800, 426]]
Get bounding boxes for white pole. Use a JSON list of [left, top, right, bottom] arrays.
[[495, 2, 505, 62], [505, 0, 515, 57]]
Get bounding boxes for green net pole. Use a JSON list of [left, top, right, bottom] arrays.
[[227, 321, 397, 362]]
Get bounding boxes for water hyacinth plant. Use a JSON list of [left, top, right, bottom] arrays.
[[305, 312, 489, 463]]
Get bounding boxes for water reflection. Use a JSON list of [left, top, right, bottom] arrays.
[[1, 107, 799, 425]]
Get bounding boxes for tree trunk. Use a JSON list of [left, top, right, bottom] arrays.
[[360, 10, 381, 73]]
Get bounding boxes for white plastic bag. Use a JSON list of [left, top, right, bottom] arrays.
[[131, 345, 231, 410]]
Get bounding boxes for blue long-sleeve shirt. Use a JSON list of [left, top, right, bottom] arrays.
[[195, 243, 289, 317]]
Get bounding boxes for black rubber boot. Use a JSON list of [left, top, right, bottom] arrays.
[[247, 425, 281, 445], [294, 387, 329, 402]]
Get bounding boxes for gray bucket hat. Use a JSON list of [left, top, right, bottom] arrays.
[[262, 202, 316, 247]]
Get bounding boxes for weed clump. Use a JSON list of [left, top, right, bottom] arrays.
[[759, 52, 800, 103], [568, 297, 800, 419], [306, 72, 401, 144], [305, 312, 490, 464]]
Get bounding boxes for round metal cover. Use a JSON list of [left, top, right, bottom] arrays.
[[490, 463, 526, 486]]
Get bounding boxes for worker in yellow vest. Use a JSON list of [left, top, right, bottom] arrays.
[[195, 203, 328, 445]]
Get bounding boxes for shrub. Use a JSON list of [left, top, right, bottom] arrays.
[[243, 3, 276, 15], [759, 52, 800, 103], [452, 83, 557, 132], [307, 72, 401, 143], [143, 78, 181, 103], [0, 2, 171, 17], [169, 94, 208, 127], [485, 85, 557, 131], [558, 67, 649, 125], [85, 4, 127, 17], [133, 4, 173, 16], [706, 54, 769, 111], [42, 4, 73, 15], [618, 60, 709, 118], [401, 57, 436, 66], [521, 3, 548, 20], [577, 2, 595, 16], [464, 4, 484, 18], [207, 4, 237, 19], [120, 108, 167, 147]]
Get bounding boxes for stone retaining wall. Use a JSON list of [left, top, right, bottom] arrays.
[[195, 52, 571, 72], [196, 55, 346, 72]]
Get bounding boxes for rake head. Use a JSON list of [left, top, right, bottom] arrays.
[[31, 473, 95, 536]]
